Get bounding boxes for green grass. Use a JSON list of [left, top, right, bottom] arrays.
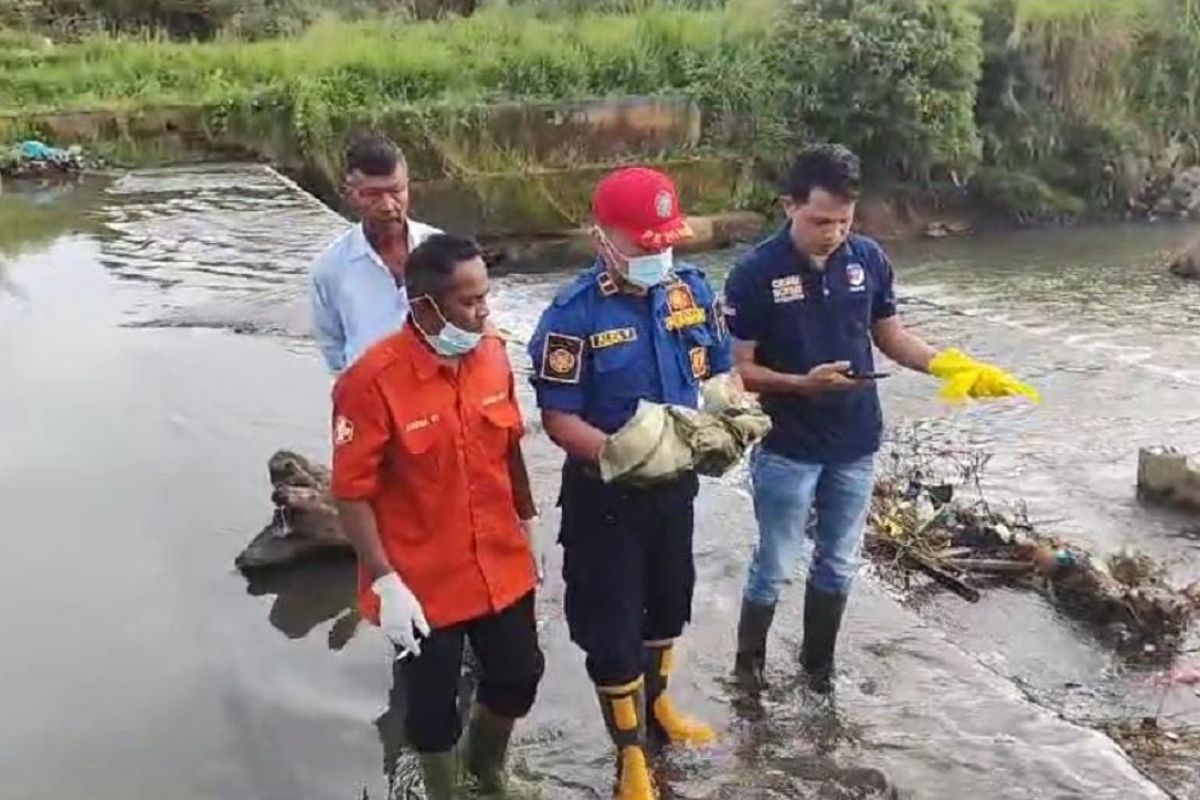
[[0, 4, 770, 114], [5, 0, 1197, 224]]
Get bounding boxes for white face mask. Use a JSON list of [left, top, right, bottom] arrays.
[[599, 229, 674, 289], [412, 295, 482, 358]]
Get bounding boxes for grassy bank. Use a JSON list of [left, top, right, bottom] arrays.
[[2, 0, 1199, 223], [0, 1, 980, 185]]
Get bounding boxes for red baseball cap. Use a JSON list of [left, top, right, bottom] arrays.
[[593, 167, 693, 252]]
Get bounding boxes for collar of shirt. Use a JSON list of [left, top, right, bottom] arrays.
[[347, 220, 432, 276], [773, 224, 851, 275]]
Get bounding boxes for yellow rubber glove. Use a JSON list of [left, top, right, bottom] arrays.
[[928, 349, 1040, 404]]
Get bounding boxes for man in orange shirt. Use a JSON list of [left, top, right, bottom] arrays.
[[331, 233, 545, 799]]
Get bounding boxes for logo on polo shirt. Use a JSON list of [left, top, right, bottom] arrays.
[[771, 275, 805, 303], [846, 263, 867, 292]]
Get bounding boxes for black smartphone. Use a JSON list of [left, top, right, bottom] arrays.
[[844, 369, 891, 380]]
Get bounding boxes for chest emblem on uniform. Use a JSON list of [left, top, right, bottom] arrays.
[[664, 282, 707, 330], [540, 332, 584, 384], [771, 275, 805, 304], [590, 327, 637, 349], [846, 262, 867, 291], [689, 346, 709, 379], [334, 415, 355, 447], [655, 190, 673, 220]]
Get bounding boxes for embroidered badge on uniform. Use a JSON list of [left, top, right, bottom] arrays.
[[667, 282, 695, 312], [771, 275, 805, 304], [655, 190, 673, 220], [541, 332, 584, 384], [689, 346, 709, 379], [334, 415, 355, 447], [665, 282, 707, 330], [846, 262, 867, 292], [589, 327, 637, 349], [596, 272, 619, 296]]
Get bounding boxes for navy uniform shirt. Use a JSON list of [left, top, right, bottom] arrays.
[[723, 228, 898, 463], [529, 261, 734, 435]]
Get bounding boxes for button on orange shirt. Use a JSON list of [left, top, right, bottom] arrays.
[[330, 322, 535, 629]]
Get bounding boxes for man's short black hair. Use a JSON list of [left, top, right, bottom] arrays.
[[406, 234, 483, 300], [344, 129, 406, 178], [785, 144, 861, 204]]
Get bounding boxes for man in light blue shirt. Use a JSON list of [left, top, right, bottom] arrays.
[[310, 131, 441, 373]]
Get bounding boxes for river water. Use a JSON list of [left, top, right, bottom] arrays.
[[2, 165, 1198, 800]]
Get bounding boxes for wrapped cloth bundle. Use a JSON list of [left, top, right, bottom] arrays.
[[598, 374, 771, 485]]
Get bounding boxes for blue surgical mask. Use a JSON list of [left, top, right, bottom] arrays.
[[599, 229, 674, 289], [625, 248, 674, 289], [413, 295, 482, 358]]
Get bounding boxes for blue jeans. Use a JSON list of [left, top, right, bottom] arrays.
[[743, 448, 875, 605]]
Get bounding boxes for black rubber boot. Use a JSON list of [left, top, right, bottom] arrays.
[[733, 599, 776, 691], [464, 703, 514, 795], [418, 751, 459, 800], [800, 584, 848, 695]]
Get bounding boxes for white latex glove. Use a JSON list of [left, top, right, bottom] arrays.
[[371, 572, 430, 659], [521, 516, 546, 583]]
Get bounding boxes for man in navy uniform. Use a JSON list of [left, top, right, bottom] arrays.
[[528, 167, 732, 800], [725, 144, 1038, 695]]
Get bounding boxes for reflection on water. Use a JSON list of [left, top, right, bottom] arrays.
[[244, 558, 360, 647], [1, 166, 1194, 799]]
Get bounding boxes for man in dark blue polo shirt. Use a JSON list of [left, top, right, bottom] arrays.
[[724, 144, 1036, 694]]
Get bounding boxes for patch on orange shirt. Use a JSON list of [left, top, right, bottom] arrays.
[[334, 414, 355, 446]]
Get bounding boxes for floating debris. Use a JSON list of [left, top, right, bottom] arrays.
[[1102, 718, 1200, 770], [2, 139, 99, 179], [866, 437, 1200, 659]]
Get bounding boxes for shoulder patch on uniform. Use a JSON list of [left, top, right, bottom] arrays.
[[540, 332, 584, 384], [589, 327, 637, 349], [333, 414, 355, 447]]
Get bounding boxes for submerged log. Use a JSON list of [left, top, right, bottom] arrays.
[[941, 558, 1036, 575], [235, 451, 350, 572]]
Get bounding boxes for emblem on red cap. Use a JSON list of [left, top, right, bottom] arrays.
[[655, 190, 673, 220]]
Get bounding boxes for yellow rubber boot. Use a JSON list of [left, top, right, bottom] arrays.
[[645, 640, 716, 746], [596, 677, 657, 800], [615, 745, 656, 800]]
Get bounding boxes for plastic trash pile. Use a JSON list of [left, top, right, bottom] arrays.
[[866, 448, 1200, 659], [2, 139, 96, 178]]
